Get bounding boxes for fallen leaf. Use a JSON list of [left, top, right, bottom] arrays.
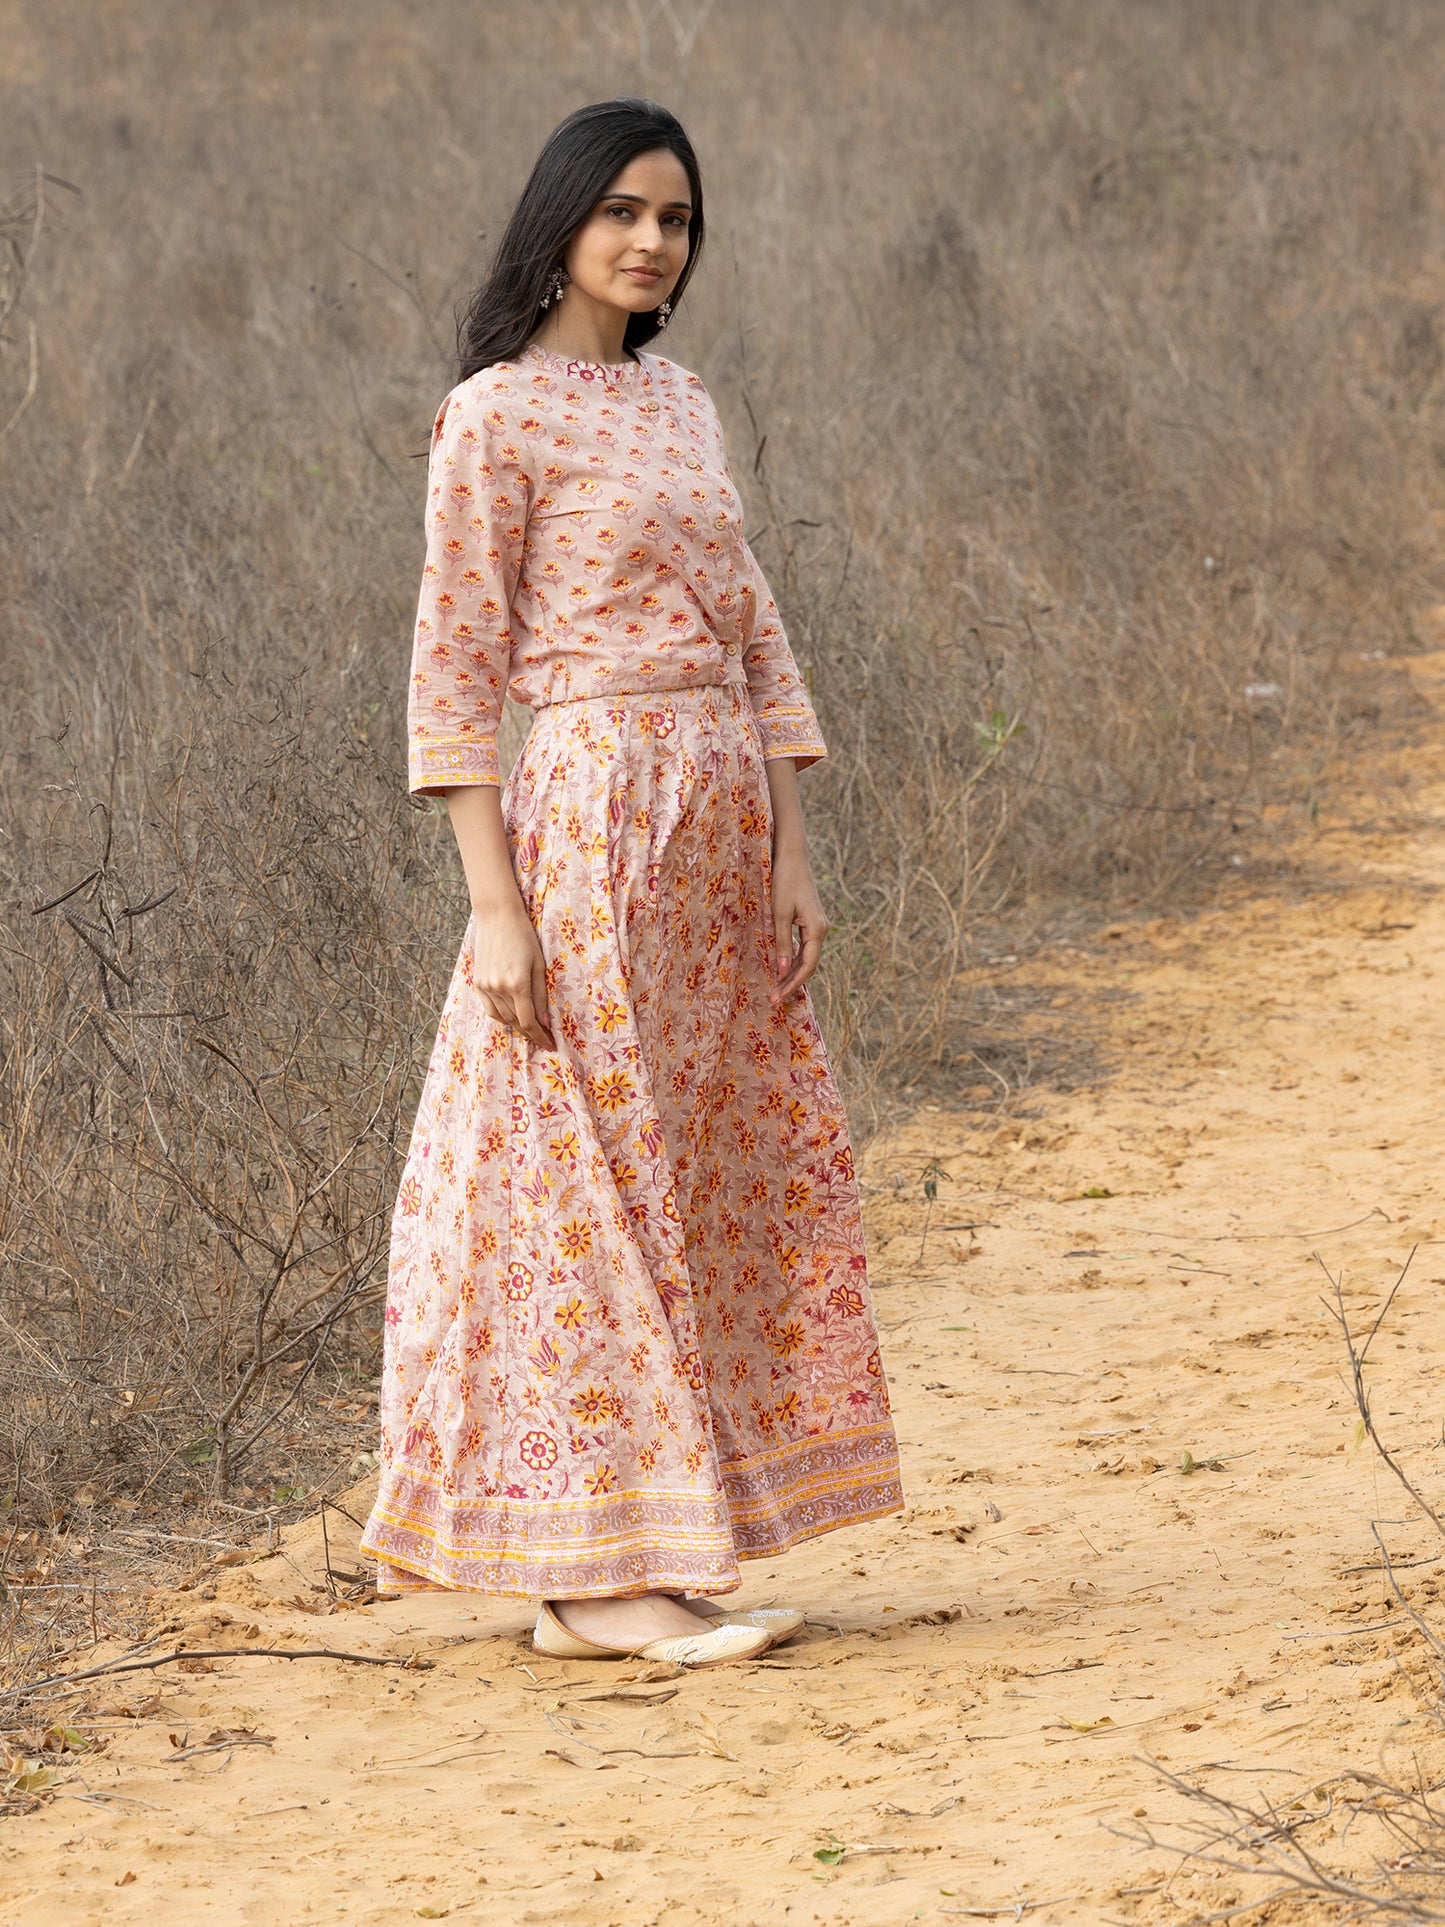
[[3, 1757, 59, 1796], [116, 1872, 137, 1888], [1061, 1715, 1115, 1733], [43, 1726, 90, 1753], [684, 1710, 735, 1760]]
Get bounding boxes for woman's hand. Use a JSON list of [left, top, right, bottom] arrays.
[[769, 842, 829, 1005], [440, 784, 555, 1048], [764, 755, 828, 1007], [472, 897, 555, 1048]]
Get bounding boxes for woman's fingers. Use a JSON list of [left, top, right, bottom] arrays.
[[769, 905, 827, 1003], [510, 969, 555, 1049], [478, 988, 511, 1029], [534, 956, 556, 1046], [773, 909, 795, 985], [479, 980, 554, 1048]]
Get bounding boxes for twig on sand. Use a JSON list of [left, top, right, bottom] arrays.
[[1320, 1246, 1445, 1538], [939, 1898, 1081, 1920], [9, 1645, 433, 1705]]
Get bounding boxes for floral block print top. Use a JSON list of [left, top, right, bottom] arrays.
[[406, 341, 827, 793]]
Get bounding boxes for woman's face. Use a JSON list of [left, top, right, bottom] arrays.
[[562, 148, 693, 321]]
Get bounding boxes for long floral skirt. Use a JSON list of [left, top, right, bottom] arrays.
[[360, 682, 902, 1599]]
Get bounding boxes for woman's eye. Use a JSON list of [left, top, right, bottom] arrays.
[[606, 205, 632, 219]]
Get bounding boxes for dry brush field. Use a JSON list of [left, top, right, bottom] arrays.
[[3, 4, 1445, 1908]]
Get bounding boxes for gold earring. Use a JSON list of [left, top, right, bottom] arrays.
[[656, 297, 672, 328], [540, 267, 566, 310]]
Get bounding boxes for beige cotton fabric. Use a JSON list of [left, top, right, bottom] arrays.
[[361, 344, 902, 1598]]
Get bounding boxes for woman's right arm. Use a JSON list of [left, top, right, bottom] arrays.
[[441, 784, 554, 1048], [407, 385, 553, 1048]]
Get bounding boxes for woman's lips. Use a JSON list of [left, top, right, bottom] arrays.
[[623, 268, 663, 284]]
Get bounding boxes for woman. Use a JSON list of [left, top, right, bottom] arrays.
[[361, 98, 902, 1668]]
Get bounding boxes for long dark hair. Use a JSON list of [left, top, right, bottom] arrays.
[[457, 99, 705, 380]]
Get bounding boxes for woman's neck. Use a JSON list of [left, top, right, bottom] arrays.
[[527, 291, 633, 367]]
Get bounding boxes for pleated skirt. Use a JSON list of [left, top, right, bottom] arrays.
[[360, 682, 902, 1598]]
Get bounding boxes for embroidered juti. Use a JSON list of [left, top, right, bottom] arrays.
[[360, 342, 902, 1599]]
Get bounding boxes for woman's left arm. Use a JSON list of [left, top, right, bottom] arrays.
[[765, 754, 829, 1006]]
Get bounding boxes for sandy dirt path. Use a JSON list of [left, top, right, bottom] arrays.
[[7, 657, 1445, 1925]]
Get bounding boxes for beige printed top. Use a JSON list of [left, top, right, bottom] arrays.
[[405, 341, 827, 794]]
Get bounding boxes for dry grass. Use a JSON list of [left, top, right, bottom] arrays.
[[1123, 1262, 1445, 1922], [1, 1, 1442, 1551]]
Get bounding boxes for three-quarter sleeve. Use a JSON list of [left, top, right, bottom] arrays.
[[736, 540, 828, 772], [406, 381, 532, 795]]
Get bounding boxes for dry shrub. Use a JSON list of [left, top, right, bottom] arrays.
[[1, 0, 1442, 1523], [1122, 1260, 1445, 1920]]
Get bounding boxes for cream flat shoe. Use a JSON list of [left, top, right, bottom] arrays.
[[688, 1603, 806, 1648], [532, 1600, 771, 1669]]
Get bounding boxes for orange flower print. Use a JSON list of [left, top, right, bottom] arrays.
[[594, 994, 629, 1034], [588, 1068, 635, 1114], [570, 1384, 624, 1423], [557, 1219, 593, 1260], [769, 1320, 806, 1359], [362, 354, 901, 1603], [519, 1430, 558, 1471], [463, 1319, 494, 1361], [528, 1335, 562, 1376], [502, 1262, 534, 1303]]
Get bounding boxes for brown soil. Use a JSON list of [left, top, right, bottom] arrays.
[[6, 653, 1445, 1924]]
